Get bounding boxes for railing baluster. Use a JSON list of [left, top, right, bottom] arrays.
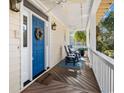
[[101, 61, 103, 92], [89, 49, 114, 93], [103, 63, 106, 92], [109, 66, 111, 93], [111, 69, 114, 93], [106, 64, 109, 93]]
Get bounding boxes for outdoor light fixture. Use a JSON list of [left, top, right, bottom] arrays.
[[51, 22, 57, 30], [10, 0, 22, 12]]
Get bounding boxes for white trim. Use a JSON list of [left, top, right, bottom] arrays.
[[44, 21, 50, 69], [21, 7, 32, 89], [20, 1, 23, 89], [28, 9, 32, 81]]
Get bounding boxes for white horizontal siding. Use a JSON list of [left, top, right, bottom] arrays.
[[9, 10, 21, 93]]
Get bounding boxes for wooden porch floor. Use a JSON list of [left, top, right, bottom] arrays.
[[22, 59, 101, 93]]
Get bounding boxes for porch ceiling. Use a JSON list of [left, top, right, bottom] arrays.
[[39, 0, 93, 31]]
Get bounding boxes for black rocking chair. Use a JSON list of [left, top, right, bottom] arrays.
[[64, 45, 78, 66], [67, 45, 81, 61]]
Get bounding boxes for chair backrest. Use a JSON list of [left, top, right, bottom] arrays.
[[67, 45, 72, 54], [64, 45, 69, 56]]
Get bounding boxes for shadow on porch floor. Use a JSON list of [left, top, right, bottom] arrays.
[[22, 58, 101, 93]]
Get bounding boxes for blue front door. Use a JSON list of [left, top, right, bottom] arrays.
[[32, 15, 45, 78]]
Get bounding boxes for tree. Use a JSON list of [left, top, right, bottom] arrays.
[[73, 31, 86, 43], [100, 11, 114, 32], [96, 11, 114, 58]]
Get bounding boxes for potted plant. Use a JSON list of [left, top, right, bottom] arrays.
[[73, 31, 86, 56]]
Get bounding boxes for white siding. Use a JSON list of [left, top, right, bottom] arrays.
[[49, 16, 69, 68], [9, 10, 21, 93]]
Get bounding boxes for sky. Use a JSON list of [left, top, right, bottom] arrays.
[[103, 3, 114, 20]]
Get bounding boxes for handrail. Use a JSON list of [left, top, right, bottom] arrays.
[[88, 48, 114, 69]]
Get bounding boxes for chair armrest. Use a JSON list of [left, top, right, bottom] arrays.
[[69, 54, 75, 57]]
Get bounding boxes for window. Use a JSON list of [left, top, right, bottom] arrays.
[[96, 3, 114, 58], [23, 15, 28, 47]]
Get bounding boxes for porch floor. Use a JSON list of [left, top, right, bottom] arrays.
[[22, 58, 101, 93]]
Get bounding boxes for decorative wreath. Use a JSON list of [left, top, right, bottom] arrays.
[[35, 28, 43, 40]]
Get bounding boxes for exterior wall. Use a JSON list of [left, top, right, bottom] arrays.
[[9, 3, 69, 93], [49, 15, 69, 67], [9, 10, 21, 93]]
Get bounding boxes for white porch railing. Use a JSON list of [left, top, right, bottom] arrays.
[[88, 48, 114, 93]]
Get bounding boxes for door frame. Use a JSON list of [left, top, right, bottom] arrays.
[[21, 6, 50, 89], [21, 8, 31, 89], [30, 7, 49, 77]]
